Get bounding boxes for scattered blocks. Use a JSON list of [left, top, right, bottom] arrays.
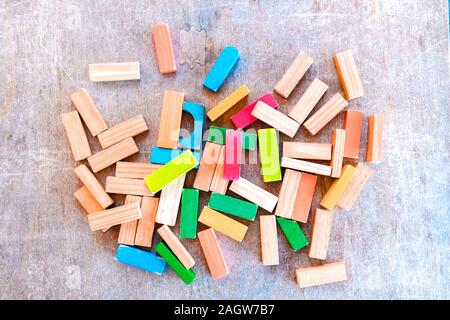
[[155, 242, 196, 285], [260, 215, 279, 266], [231, 93, 279, 129], [157, 225, 195, 269], [193, 142, 222, 191], [198, 207, 248, 242], [288, 78, 328, 124], [116, 161, 162, 179], [308, 209, 333, 260], [281, 157, 332, 176], [207, 126, 256, 150], [70, 88, 108, 136], [366, 114, 383, 163], [330, 129, 346, 178], [115, 245, 166, 275], [155, 174, 186, 226], [198, 228, 229, 280], [180, 188, 199, 239], [151, 23, 176, 74], [275, 169, 302, 219], [105, 176, 153, 197], [179, 102, 205, 150], [251, 101, 300, 138], [208, 192, 258, 221], [295, 261, 347, 288], [203, 46, 240, 92], [336, 163, 373, 211], [118, 195, 142, 245], [88, 62, 140, 82], [74, 186, 103, 215], [283, 142, 332, 160], [87, 202, 142, 231], [62, 111, 91, 161], [276, 217, 308, 251], [292, 173, 317, 223], [134, 197, 158, 247], [229, 177, 279, 213], [258, 128, 282, 182], [207, 84, 249, 121], [321, 164, 357, 210], [224, 130, 242, 181], [157, 90, 184, 149], [149, 147, 200, 168], [97, 115, 148, 149], [209, 146, 229, 194], [274, 52, 313, 98], [343, 110, 363, 159], [74, 164, 114, 209], [333, 50, 364, 100]]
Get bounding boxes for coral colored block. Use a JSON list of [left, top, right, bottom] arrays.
[[292, 173, 317, 223], [203, 46, 240, 92], [151, 23, 176, 74], [343, 110, 363, 159], [224, 130, 242, 181], [231, 93, 279, 129]]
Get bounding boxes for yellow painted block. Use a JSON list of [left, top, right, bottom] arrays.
[[320, 165, 357, 210], [198, 207, 248, 242], [207, 85, 249, 121]]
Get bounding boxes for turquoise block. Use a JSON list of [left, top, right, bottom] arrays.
[[179, 102, 205, 150], [203, 46, 240, 92], [149, 147, 201, 169], [115, 245, 166, 275]]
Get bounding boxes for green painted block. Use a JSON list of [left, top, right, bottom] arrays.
[[144, 150, 198, 193], [155, 242, 196, 285], [242, 131, 257, 150], [180, 188, 199, 239], [258, 128, 281, 182], [207, 126, 257, 150], [276, 217, 308, 251], [208, 192, 258, 221]]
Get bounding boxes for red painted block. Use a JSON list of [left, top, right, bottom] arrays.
[[230, 93, 279, 129], [224, 130, 242, 181]]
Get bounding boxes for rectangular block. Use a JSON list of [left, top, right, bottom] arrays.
[[336, 163, 373, 211], [198, 228, 229, 280], [115, 245, 165, 275], [208, 192, 258, 221], [242, 131, 257, 151], [207, 126, 256, 150], [74, 185, 103, 215], [229, 177, 278, 213], [207, 84, 249, 121], [258, 128, 282, 182], [283, 142, 332, 160], [296, 261, 347, 288], [118, 195, 142, 245], [275, 169, 302, 219], [288, 78, 328, 124], [198, 207, 248, 242], [155, 174, 185, 226], [74, 164, 114, 209], [88, 62, 140, 82], [105, 176, 153, 197], [116, 161, 162, 179], [251, 101, 300, 138], [274, 52, 313, 98], [366, 114, 383, 163], [193, 142, 222, 191], [157, 90, 184, 149], [292, 173, 317, 223], [134, 197, 159, 247], [321, 164, 357, 210], [231, 93, 279, 129], [180, 188, 199, 239], [281, 157, 332, 176], [343, 110, 363, 159], [151, 23, 176, 74], [88, 202, 142, 231], [70, 88, 108, 136], [224, 130, 241, 181], [157, 225, 195, 269], [97, 115, 148, 149], [155, 242, 196, 285], [276, 217, 308, 252], [308, 208, 333, 260], [62, 111, 91, 161], [149, 147, 200, 168], [209, 146, 229, 194], [303, 93, 349, 135], [203, 45, 240, 92], [333, 50, 364, 100], [330, 129, 346, 178], [260, 215, 279, 266]]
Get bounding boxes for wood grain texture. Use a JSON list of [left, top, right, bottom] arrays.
[[73, 185, 103, 214], [105, 176, 153, 197], [343, 110, 363, 159], [74, 165, 114, 209], [155, 174, 185, 226], [281, 157, 332, 176], [320, 164, 357, 210], [87, 202, 142, 231], [62, 111, 91, 161], [198, 207, 248, 242], [151, 23, 176, 74], [273, 52, 313, 98], [193, 142, 222, 191], [88, 62, 140, 82], [157, 90, 184, 149], [209, 146, 229, 194], [251, 101, 300, 137], [118, 195, 142, 245], [296, 261, 347, 288], [366, 114, 384, 163], [337, 163, 373, 211], [333, 50, 364, 100], [330, 129, 346, 178], [275, 169, 301, 219], [308, 208, 333, 260], [229, 177, 278, 213], [157, 225, 195, 269], [97, 115, 148, 149], [283, 142, 332, 160], [260, 215, 279, 266], [135, 197, 159, 247], [70, 88, 108, 136], [115, 162, 162, 179], [288, 78, 328, 124], [198, 228, 229, 280], [292, 173, 317, 223]]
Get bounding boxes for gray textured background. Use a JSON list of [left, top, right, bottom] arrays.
[[0, 0, 449, 299]]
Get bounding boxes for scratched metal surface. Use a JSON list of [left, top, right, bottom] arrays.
[[0, 0, 449, 299]]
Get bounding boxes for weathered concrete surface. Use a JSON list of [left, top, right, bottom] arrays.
[[0, 0, 448, 299]]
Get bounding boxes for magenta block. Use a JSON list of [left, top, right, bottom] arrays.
[[224, 130, 242, 181], [230, 93, 279, 129]]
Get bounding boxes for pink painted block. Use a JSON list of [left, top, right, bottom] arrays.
[[224, 130, 242, 181], [230, 93, 279, 129]]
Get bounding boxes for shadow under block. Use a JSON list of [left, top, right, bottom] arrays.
[[88, 202, 142, 231], [224, 130, 241, 181], [281, 157, 331, 176], [260, 215, 279, 266], [207, 126, 257, 150], [180, 188, 199, 239], [366, 114, 383, 163], [62, 111, 91, 161], [157, 90, 184, 149], [115, 245, 166, 275], [151, 23, 176, 74], [209, 146, 229, 194], [251, 101, 300, 138], [206, 84, 249, 121], [74, 164, 114, 209], [275, 169, 302, 219], [105, 176, 153, 197], [198, 207, 248, 242], [308, 208, 333, 260], [337, 163, 373, 211], [134, 197, 158, 247], [231, 92, 279, 129], [292, 173, 317, 223], [330, 129, 346, 178], [179, 102, 205, 150], [97, 115, 148, 149], [149, 147, 200, 168], [193, 142, 222, 191], [208, 192, 258, 221], [276, 217, 308, 251], [288, 78, 328, 124], [283, 142, 332, 160], [115, 161, 162, 179], [295, 261, 347, 288], [229, 177, 278, 213], [203, 45, 240, 92], [155, 174, 185, 226], [70, 88, 107, 136], [155, 242, 196, 285], [87, 137, 139, 173], [198, 228, 229, 280], [88, 62, 140, 82], [274, 52, 313, 98], [118, 195, 142, 246], [157, 225, 195, 269], [333, 50, 364, 100], [320, 164, 357, 210], [343, 110, 363, 159], [303, 93, 349, 135], [74, 186, 103, 214], [258, 128, 282, 182]]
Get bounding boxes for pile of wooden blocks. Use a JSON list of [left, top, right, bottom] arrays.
[[63, 23, 383, 288]]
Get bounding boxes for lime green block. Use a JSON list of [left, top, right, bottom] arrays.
[[155, 242, 196, 285], [258, 128, 281, 182], [180, 188, 199, 239], [207, 126, 256, 150], [276, 217, 308, 251], [208, 192, 258, 221], [144, 150, 198, 193]]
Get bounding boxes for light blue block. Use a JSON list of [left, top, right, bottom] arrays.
[[115, 245, 166, 275], [203, 46, 240, 92], [179, 102, 205, 150], [149, 147, 201, 169]]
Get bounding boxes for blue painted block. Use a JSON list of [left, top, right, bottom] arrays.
[[203, 46, 240, 92], [115, 245, 166, 275], [179, 102, 205, 150], [149, 147, 201, 169]]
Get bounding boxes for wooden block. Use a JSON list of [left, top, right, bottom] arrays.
[[115, 244, 165, 275], [70, 88, 108, 136], [207, 126, 256, 150], [330, 129, 346, 178], [193, 142, 222, 191], [151, 23, 176, 74], [118, 195, 142, 245], [198, 207, 248, 242], [155, 242, 196, 285], [343, 110, 363, 159], [106, 176, 153, 197], [295, 261, 347, 288], [333, 50, 364, 100], [207, 84, 250, 121], [179, 102, 205, 150], [258, 128, 281, 182], [180, 189, 199, 239], [229, 177, 278, 213], [115, 161, 162, 179], [134, 197, 159, 247], [209, 146, 229, 194], [303, 93, 349, 135], [149, 147, 201, 168], [288, 78, 328, 124], [336, 163, 373, 211], [88, 62, 140, 82], [97, 115, 148, 149], [224, 130, 241, 181], [74, 164, 114, 209], [292, 173, 317, 223], [283, 142, 332, 160], [275, 169, 302, 219], [251, 101, 300, 138], [157, 225, 195, 269], [260, 215, 279, 266], [87, 202, 142, 231], [208, 192, 258, 221], [157, 90, 184, 149], [198, 228, 229, 280], [366, 114, 383, 163], [62, 111, 91, 161], [155, 174, 185, 226], [203, 45, 240, 92], [274, 53, 313, 98], [231, 93, 279, 129], [74, 186, 103, 214], [276, 217, 308, 251], [281, 157, 332, 176], [320, 164, 357, 210], [308, 209, 333, 260], [87, 137, 138, 173]]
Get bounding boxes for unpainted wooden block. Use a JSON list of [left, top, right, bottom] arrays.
[[295, 261, 347, 288], [105, 176, 153, 197], [87, 202, 142, 231], [115, 161, 162, 179], [274, 52, 313, 98], [333, 50, 364, 100], [251, 101, 300, 138], [155, 174, 185, 226], [330, 129, 346, 178], [275, 169, 302, 219], [193, 142, 222, 191], [209, 146, 229, 194], [74, 164, 114, 209], [260, 215, 279, 266], [308, 208, 334, 260], [74, 185, 103, 214], [283, 142, 332, 160], [70, 88, 108, 136], [134, 197, 159, 247], [336, 163, 373, 211], [281, 157, 331, 176], [229, 177, 278, 213], [288, 78, 328, 124], [198, 228, 229, 280], [157, 225, 195, 269], [62, 111, 91, 161], [157, 90, 184, 149], [88, 62, 140, 82], [118, 195, 142, 245], [97, 115, 148, 149]]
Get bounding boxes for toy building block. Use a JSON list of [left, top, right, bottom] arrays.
[[320, 164, 357, 210], [274, 53, 313, 98], [180, 188, 199, 239], [251, 101, 300, 138], [115, 161, 162, 179], [209, 146, 229, 194], [275, 169, 302, 219], [105, 176, 153, 197], [343, 110, 363, 159], [118, 195, 142, 245], [288, 78, 328, 124], [193, 142, 222, 191], [134, 197, 159, 247], [208, 192, 258, 221], [88, 62, 140, 82], [178, 102, 205, 150], [229, 177, 278, 212], [283, 142, 332, 160], [157, 225, 195, 269], [155, 174, 185, 226], [276, 217, 308, 251], [336, 163, 373, 211], [74, 164, 114, 208], [258, 128, 282, 182], [224, 130, 242, 181], [281, 157, 332, 176], [292, 173, 317, 223], [97, 115, 148, 149], [206, 84, 249, 121], [151, 23, 176, 74], [207, 126, 256, 150], [231, 93, 279, 129], [260, 215, 279, 266], [366, 114, 383, 163], [157, 90, 184, 149], [308, 209, 334, 260], [203, 46, 240, 92], [330, 129, 346, 178], [295, 261, 347, 288], [198, 207, 248, 242], [149, 147, 200, 168], [333, 50, 364, 100], [115, 245, 165, 275], [198, 228, 229, 280], [70, 88, 108, 136], [74, 186, 103, 214], [155, 242, 196, 285], [62, 111, 91, 161], [87, 202, 142, 231]]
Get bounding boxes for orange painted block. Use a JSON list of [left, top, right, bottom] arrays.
[[118, 195, 142, 245], [157, 90, 184, 149], [343, 110, 363, 159], [274, 53, 313, 99], [74, 164, 114, 209], [70, 88, 108, 136], [193, 142, 222, 192], [337, 163, 373, 211], [292, 173, 317, 223], [295, 261, 347, 288], [151, 23, 176, 74], [333, 50, 364, 100], [62, 111, 91, 161], [198, 228, 229, 280], [260, 215, 279, 266], [330, 129, 346, 178], [366, 114, 383, 163], [134, 197, 159, 247]]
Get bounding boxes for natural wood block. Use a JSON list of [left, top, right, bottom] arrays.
[[87, 137, 138, 173], [88, 62, 140, 82], [115, 161, 162, 179], [155, 174, 185, 226], [333, 50, 364, 100], [87, 202, 142, 231], [303, 93, 349, 135], [308, 209, 333, 260], [274, 52, 313, 98], [97, 115, 148, 149], [275, 169, 302, 219], [337, 163, 373, 211], [223, 130, 242, 180], [283, 142, 332, 160], [157, 90, 184, 149], [70, 88, 108, 136], [135, 197, 159, 247], [330, 129, 346, 178], [74, 164, 114, 209], [198, 228, 229, 280], [105, 176, 153, 197], [260, 215, 279, 266], [198, 207, 248, 242], [207, 84, 250, 121], [343, 110, 363, 158], [193, 142, 222, 191], [281, 157, 332, 176], [320, 164, 357, 210], [118, 195, 142, 245], [251, 101, 300, 138], [157, 225, 195, 269], [288, 78, 328, 124], [366, 114, 383, 163], [295, 261, 347, 288], [229, 177, 279, 213], [74, 186, 103, 214], [151, 23, 176, 74], [209, 146, 229, 194], [62, 111, 91, 161], [292, 173, 317, 223]]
